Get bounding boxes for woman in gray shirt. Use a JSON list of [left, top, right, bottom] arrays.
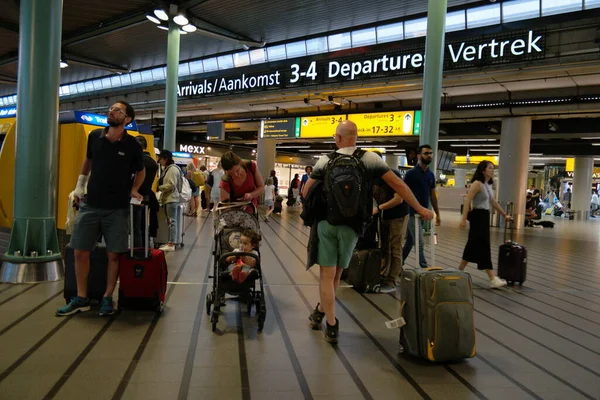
[[459, 161, 512, 288]]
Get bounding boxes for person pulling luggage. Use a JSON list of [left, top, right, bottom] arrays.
[[57, 101, 145, 317], [458, 160, 511, 288], [302, 120, 433, 344]]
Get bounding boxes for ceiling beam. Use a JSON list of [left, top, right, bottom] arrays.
[[61, 9, 150, 47], [63, 52, 129, 73]]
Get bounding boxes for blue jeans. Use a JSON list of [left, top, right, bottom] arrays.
[[402, 215, 428, 269], [165, 203, 179, 244]]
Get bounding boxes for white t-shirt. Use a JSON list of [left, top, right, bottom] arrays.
[[265, 184, 275, 201], [591, 193, 600, 206]]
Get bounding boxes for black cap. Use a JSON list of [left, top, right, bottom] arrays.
[[158, 150, 173, 160]]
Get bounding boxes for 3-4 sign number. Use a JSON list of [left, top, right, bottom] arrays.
[[290, 61, 318, 83]]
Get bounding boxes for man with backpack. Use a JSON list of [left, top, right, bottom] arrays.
[[301, 120, 433, 344]]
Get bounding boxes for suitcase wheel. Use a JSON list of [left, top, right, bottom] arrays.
[[398, 344, 405, 354], [156, 301, 164, 314]]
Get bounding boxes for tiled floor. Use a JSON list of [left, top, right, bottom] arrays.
[[0, 210, 599, 400]]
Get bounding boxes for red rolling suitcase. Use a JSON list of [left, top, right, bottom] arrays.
[[497, 203, 527, 286], [119, 203, 167, 313]]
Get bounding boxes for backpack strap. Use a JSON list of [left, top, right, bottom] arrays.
[[352, 149, 366, 159]]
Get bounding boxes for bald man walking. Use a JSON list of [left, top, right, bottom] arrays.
[[302, 120, 433, 343]]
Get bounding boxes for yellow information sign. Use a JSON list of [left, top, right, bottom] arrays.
[[348, 111, 415, 137], [454, 155, 499, 165], [299, 115, 346, 138]]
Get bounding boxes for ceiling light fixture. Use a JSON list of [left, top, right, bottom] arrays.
[[146, 14, 161, 24], [179, 30, 187, 34], [450, 144, 500, 147], [173, 14, 189, 26], [182, 24, 197, 33], [157, 25, 169, 31], [60, 60, 68, 68], [581, 137, 600, 140], [153, 9, 169, 21]]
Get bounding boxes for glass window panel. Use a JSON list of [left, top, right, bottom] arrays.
[[92, 79, 103, 90], [445, 10, 466, 32], [267, 44, 287, 61], [542, 0, 582, 15], [233, 52, 250, 67], [101, 78, 112, 89], [58, 87, 64, 96], [11, 95, 17, 103], [120, 74, 131, 86], [61, 86, 70, 95], [150, 68, 164, 80], [377, 22, 404, 44], [467, 3, 501, 29], [69, 84, 78, 94], [189, 59, 204, 74], [503, 0, 540, 22], [306, 37, 328, 55], [130, 72, 142, 84], [404, 17, 428, 39], [203, 58, 218, 72], [249, 48, 266, 64], [76, 83, 85, 93], [217, 54, 234, 69], [141, 70, 153, 82], [328, 32, 351, 51], [111, 76, 122, 87], [586, 0, 600, 9], [352, 27, 377, 47], [84, 81, 94, 92], [177, 63, 190, 77], [286, 41, 307, 58]]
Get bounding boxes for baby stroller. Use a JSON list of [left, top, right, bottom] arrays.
[[206, 202, 266, 332]]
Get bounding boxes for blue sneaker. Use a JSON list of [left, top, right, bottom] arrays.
[[56, 296, 90, 316], [99, 297, 115, 316]]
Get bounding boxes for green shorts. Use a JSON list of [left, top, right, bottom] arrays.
[[317, 220, 359, 269], [69, 203, 129, 253]]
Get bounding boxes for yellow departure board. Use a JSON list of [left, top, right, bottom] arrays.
[[299, 115, 346, 138], [348, 111, 415, 136]]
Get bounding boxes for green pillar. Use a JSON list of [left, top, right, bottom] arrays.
[[1, 0, 64, 283], [420, 0, 447, 171], [163, 18, 181, 151]]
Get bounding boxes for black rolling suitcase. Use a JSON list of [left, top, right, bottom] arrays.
[[497, 203, 527, 285], [345, 216, 382, 293], [64, 243, 108, 304]]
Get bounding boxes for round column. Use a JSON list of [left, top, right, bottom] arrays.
[[454, 169, 466, 188], [497, 117, 532, 229], [385, 155, 399, 169], [572, 156, 594, 220]]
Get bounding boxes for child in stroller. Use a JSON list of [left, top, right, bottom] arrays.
[[223, 229, 260, 284], [206, 202, 266, 332]]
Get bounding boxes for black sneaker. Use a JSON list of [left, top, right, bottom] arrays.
[[309, 303, 325, 330], [325, 318, 339, 344]]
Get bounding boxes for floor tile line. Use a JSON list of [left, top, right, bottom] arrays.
[[426, 238, 600, 308], [262, 227, 372, 400], [0, 283, 39, 307], [236, 301, 251, 400], [427, 242, 600, 334], [111, 216, 211, 400], [387, 292, 596, 400], [474, 353, 544, 400], [0, 285, 15, 295], [259, 269, 313, 400], [0, 290, 64, 337], [433, 236, 600, 294], [177, 240, 214, 400], [43, 316, 117, 399], [263, 217, 427, 400], [0, 316, 73, 383], [359, 293, 487, 400]]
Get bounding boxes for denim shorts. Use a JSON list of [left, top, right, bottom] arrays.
[[317, 220, 359, 268], [265, 199, 274, 207], [69, 203, 128, 253]]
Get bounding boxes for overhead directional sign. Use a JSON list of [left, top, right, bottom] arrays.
[[300, 115, 346, 138], [261, 118, 300, 139], [348, 111, 415, 137]]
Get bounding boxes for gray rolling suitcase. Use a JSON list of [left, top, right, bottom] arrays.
[[398, 216, 476, 362], [154, 203, 185, 248]]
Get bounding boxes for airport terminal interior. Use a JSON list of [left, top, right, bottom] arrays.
[[1, 0, 600, 399]]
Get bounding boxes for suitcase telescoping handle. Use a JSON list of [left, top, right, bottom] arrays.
[[129, 201, 150, 258], [504, 202, 514, 243], [414, 214, 436, 269]]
